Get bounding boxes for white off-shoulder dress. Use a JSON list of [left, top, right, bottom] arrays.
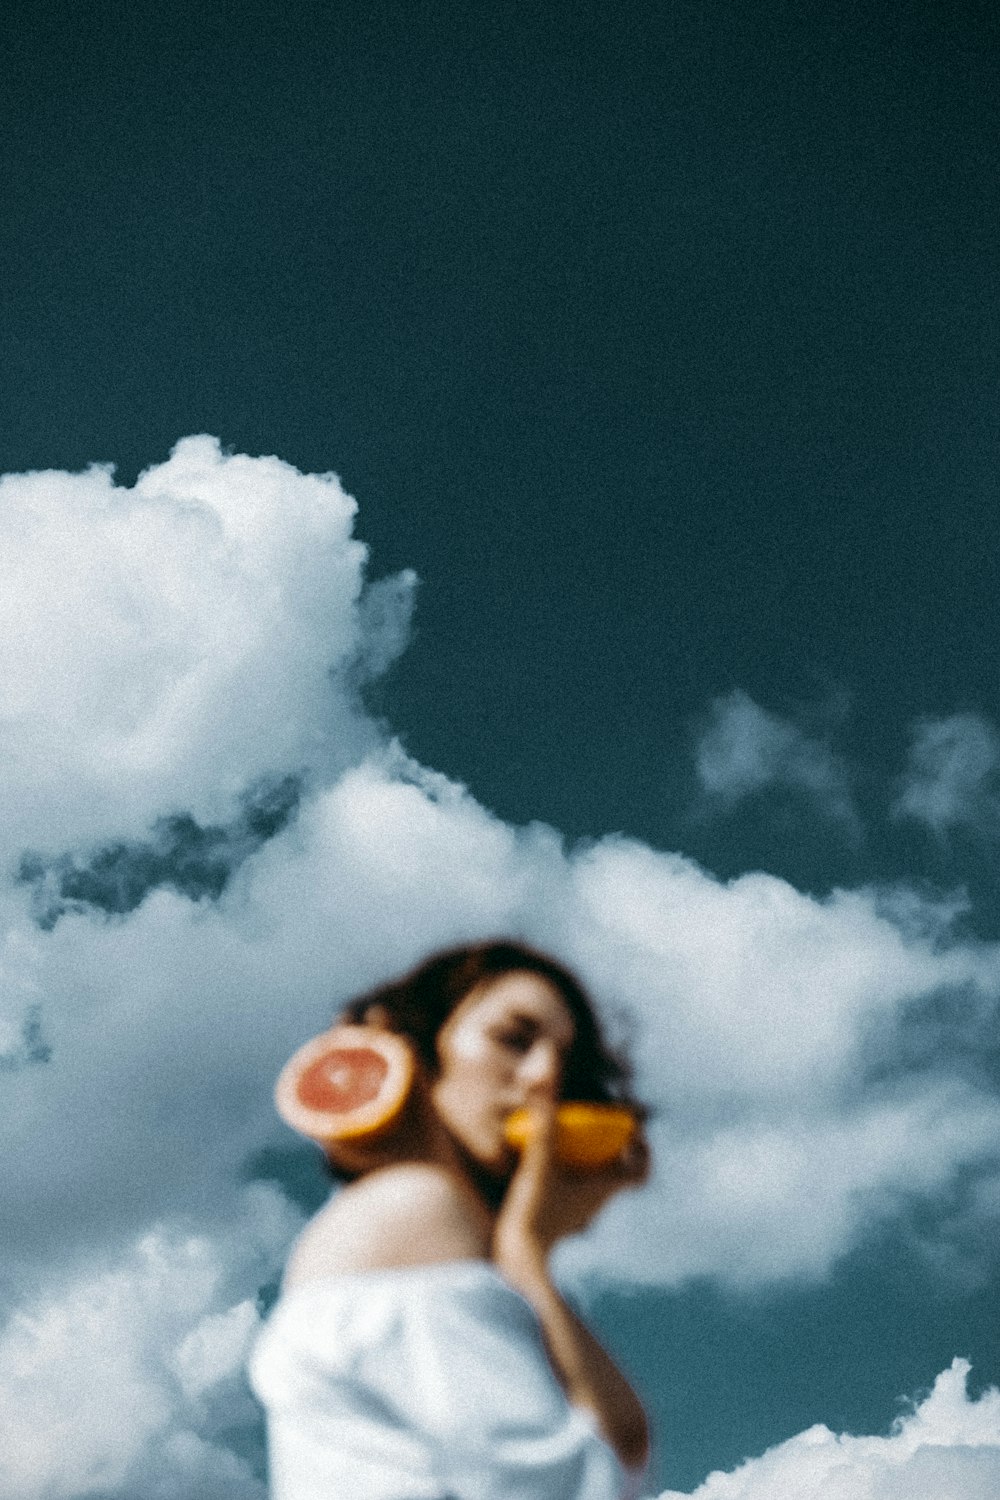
[[248, 1259, 647, 1500]]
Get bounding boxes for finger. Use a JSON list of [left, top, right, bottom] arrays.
[[526, 1086, 559, 1150], [512, 1087, 559, 1183]]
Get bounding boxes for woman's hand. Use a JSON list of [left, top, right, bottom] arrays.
[[492, 1089, 650, 1274], [490, 1087, 652, 1471]]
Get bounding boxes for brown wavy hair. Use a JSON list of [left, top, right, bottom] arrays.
[[339, 938, 643, 1110]]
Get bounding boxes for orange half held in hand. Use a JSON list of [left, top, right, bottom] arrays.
[[275, 1025, 415, 1147], [503, 1102, 637, 1169]]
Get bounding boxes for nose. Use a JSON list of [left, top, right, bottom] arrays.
[[518, 1037, 561, 1094]]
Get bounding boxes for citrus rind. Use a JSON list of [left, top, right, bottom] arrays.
[[503, 1102, 637, 1168]]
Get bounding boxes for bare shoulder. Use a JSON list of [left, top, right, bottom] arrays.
[[283, 1164, 492, 1287]]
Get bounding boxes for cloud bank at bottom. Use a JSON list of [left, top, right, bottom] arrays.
[[656, 1360, 1000, 1499]]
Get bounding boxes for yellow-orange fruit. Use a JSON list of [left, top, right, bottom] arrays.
[[274, 1025, 415, 1146], [503, 1102, 637, 1168]]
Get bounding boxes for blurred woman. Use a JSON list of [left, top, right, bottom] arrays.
[[250, 940, 651, 1500]]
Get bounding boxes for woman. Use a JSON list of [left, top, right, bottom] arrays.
[[250, 940, 652, 1500]]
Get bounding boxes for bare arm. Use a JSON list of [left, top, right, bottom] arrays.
[[491, 1097, 651, 1471], [496, 1241, 650, 1470]]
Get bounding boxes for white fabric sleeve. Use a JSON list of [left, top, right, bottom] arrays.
[[248, 1261, 634, 1500]]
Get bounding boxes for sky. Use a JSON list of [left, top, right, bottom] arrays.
[[1, 1, 999, 1495]]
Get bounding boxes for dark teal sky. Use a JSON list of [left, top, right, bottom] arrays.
[[4, 1, 1000, 1489], [5, 1, 997, 861]]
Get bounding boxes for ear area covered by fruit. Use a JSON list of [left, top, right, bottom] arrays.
[[275, 1024, 416, 1147], [503, 1102, 638, 1169]]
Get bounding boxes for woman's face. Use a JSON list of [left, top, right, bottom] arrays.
[[430, 970, 576, 1173]]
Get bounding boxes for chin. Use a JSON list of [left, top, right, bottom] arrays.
[[463, 1137, 512, 1177], [455, 1137, 517, 1201]]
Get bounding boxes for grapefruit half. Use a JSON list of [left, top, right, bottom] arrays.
[[275, 1024, 416, 1147], [503, 1102, 637, 1169]]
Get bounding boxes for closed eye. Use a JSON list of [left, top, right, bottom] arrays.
[[490, 1011, 573, 1059], [491, 1024, 537, 1054]]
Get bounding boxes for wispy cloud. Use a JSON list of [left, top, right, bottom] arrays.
[[693, 689, 858, 832], [894, 713, 1000, 839]]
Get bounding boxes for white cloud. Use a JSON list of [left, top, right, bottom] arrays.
[[574, 1078, 1000, 1287], [0, 435, 414, 859], [656, 1360, 1000, 1499], [695, 689, 857, 829], [0, 1185, 296, 1500], [2, 441, 1000, 1496], [170, 1298, 262, 1401], [895, 712, 1000, 837], [7, 754, 998, 1292]]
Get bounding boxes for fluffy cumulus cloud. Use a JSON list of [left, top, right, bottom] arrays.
[[0, 435, 414, 858], [2, 440, 1000, 1496], [694, 689, 857, 830], [656, 1361, 1000, 1499], [0, 1185, 298, 1500], [894, 712, 1000, 838]]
